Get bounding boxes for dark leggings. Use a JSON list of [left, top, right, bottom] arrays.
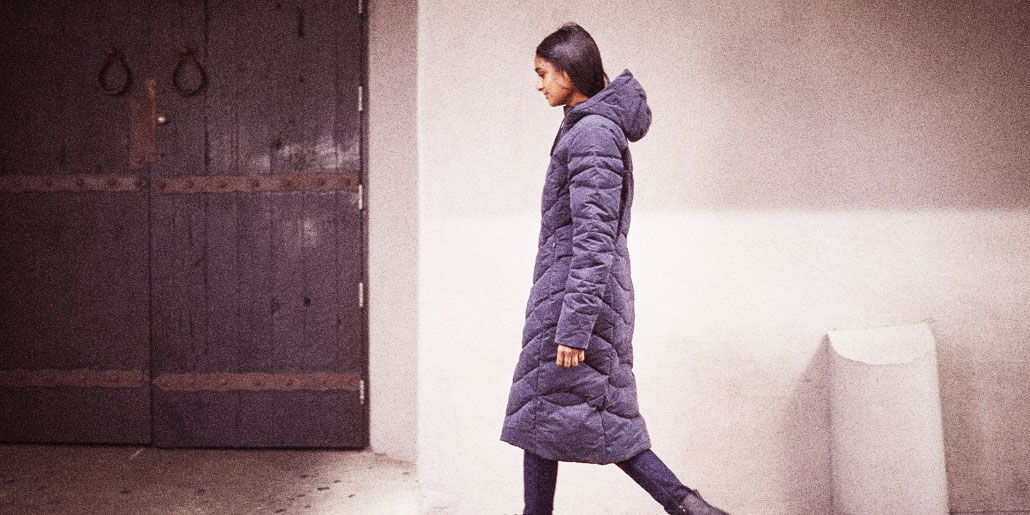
[[523, 448, 693, 514]]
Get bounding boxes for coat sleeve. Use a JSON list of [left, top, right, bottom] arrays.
[[554, 123, 624, 351]]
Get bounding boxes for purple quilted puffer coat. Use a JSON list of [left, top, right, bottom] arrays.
[[501, 69, 652, 464]]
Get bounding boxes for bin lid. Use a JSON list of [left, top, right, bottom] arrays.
[[828, 323, 936, 365]]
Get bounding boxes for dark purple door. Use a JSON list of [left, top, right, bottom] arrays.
[[0, 1, 152, 444], [1, 0, 367, 448]]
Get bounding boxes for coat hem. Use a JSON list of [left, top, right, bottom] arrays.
[[500, 432, 652, 465]]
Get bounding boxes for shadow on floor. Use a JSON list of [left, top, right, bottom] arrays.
[[0, 444, 417, 514]]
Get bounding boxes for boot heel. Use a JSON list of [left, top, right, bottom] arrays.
[[675, 489, 729, 515]]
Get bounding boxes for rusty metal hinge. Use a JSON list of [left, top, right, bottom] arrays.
[[358, 183, 363, 210], [358, 281, 364, 308], [358, 86, 363, 112], [358, 0, 363, 15], [359, 379, 366, 404]]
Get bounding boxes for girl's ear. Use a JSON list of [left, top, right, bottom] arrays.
[[558, 70, 578, 93]]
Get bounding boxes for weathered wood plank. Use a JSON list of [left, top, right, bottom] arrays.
[[66, 0, 147, 174], [334, 0, 365, 173], [205, 0, 273, 176], [235, 194, 276, 372], [0, 191, 150, 443], [237, 391, 364, 447], [151, 0, 366, 448], [0, 1, 153, 444], [151, 195, 202, 372], [0, 387, 150, 444]]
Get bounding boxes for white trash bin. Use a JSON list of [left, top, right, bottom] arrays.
[[828, 323, 949, 515]]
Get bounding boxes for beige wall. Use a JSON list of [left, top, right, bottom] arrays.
[[367, 0, 419, 462], [368, 0, 1030, 513]]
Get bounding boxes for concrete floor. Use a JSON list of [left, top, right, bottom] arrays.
[[0, 444, 417, 515], [5, 444, 1026, 515]]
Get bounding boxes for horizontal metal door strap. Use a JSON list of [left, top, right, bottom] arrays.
[[0, 174, 144, 193], [0, 368, 147, 389], [0, 172, 361, 194], [0, 369, 361, 392], [152, 371, 362, 392], [156, 172, 360, 194]]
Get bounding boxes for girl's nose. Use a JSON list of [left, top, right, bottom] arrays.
[[536, 79, 543, 91]]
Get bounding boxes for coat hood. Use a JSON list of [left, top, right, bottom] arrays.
[[552, 69, 652, 154]]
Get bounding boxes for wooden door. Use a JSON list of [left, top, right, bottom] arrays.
[[1, 0, 367, 448], [148, 0, 367, 448], [0, 1, 152, 443]]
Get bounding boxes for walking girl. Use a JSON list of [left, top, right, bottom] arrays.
[[500, 23, 729, 515]]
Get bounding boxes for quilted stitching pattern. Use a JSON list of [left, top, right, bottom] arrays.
[[501, 70, 653, 464]]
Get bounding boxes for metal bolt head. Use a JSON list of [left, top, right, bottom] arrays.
[[156, 113, 169, 125]]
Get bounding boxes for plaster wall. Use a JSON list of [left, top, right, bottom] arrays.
[[409, 1, 1029, 513], [367, 0, 419, 462]]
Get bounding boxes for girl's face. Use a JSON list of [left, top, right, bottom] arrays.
[[534, 56, 576, 107]]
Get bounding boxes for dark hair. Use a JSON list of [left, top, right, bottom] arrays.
[[536, 23, 609, 98]]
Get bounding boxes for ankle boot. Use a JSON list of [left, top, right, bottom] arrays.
[[674, 488, 729, 515]]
